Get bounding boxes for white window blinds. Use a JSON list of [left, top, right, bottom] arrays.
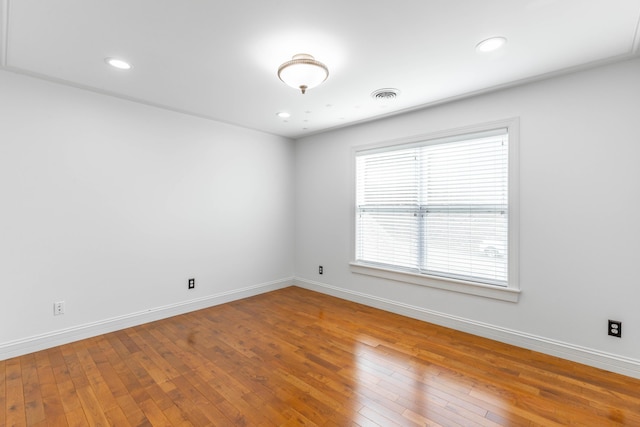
[[356, 129, 509, 286]]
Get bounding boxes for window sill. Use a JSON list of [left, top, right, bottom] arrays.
[[349, 262, 520, 302]]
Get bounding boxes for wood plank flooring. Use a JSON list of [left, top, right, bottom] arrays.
[[2, 286, 640, 426]]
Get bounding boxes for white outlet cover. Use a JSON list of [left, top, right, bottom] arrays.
[[54, 301, 65, 315]]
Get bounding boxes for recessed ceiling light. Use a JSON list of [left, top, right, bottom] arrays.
[[105, 57, 132, 70], [475, 37, 507, 53], [276, 112, 291, 118]]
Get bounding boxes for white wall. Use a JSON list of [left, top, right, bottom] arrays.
[[2, 57, 639, 377], [0, 71, 295, 356], [294, 58, 640, 377]]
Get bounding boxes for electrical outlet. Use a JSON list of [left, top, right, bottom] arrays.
[[319, 265, 323, 275], [54, 301, 65, 316], [188, 278, 195, 289], [608, 320, 622, 338]]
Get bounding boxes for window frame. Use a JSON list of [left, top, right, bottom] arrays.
[[350, 118, 520, 302]]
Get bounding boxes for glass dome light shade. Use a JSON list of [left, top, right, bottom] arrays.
[[278, 54, 329, 94]]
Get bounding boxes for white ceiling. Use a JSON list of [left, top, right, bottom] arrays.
[[2, 0, 639, 138]]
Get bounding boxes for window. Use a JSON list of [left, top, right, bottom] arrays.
[[352, 120, 519, 301]]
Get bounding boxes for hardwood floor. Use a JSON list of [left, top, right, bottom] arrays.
[[2, 286, 639, 426]]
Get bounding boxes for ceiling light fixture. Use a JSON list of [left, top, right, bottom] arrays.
[[475, 36, 507, 53], [105, 57, 132, 70], [278, 54, 329, 94], [276, 112, 291, 118]]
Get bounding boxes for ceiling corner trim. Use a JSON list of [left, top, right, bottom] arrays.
[[0, 0, 8, 67]]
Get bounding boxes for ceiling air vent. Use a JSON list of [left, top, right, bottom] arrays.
[[371, 88, 400, 100]]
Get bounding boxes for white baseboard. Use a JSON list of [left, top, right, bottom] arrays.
[[0, 277, 293, 361], [295, 278, 640, 380]]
